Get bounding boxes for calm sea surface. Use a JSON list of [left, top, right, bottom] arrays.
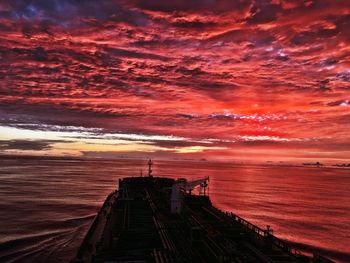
[[0, 158, 349, 262]]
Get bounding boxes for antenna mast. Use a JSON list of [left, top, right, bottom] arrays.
[[148, 159, 153, 177]]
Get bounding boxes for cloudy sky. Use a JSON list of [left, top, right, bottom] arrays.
[[0, 0, 349, 162]]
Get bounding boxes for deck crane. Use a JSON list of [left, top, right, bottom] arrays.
[[171, 176, 209, 214]]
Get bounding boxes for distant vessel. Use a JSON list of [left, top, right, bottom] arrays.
[[302, 162, 323, 167], [72, 160, 333, 263]]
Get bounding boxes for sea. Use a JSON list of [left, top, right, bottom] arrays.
[[0, 157, 349, 263]]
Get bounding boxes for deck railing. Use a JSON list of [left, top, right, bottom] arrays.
[[225, 212, 304, 257]]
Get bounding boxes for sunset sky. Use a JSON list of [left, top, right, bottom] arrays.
[[0, 0, 349, 163]]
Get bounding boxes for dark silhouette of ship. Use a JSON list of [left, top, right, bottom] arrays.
[[72, 160, 333, 263]]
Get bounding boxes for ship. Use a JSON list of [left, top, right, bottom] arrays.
[[72, 160, 333, 263]]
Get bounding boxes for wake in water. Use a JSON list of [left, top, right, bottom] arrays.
[[0, 214, 95, 263]]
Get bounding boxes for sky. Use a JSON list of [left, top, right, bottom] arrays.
[[0, 0, 349, 163]]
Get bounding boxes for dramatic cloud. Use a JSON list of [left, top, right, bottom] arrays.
[[0, 139, 64, 151], [0, 0, 349, 162]]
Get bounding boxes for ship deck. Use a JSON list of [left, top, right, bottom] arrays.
[[72, 176, 333, 263]]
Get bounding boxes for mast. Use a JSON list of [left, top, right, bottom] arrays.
[[148, 159, 153, 177]]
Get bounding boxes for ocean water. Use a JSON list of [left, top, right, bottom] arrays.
[[0, 158, 349, 263]]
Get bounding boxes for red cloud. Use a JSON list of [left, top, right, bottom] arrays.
[[0, 0, 349, 161]]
